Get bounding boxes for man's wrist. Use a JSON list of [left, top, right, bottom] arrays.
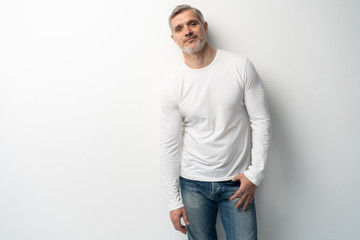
[[243, 171, 261, 186], [168, 203, 184, 212]]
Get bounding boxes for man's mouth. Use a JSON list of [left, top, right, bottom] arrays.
[[184, 36, 198, 43]]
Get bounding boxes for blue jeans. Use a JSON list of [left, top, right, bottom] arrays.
[[180, 177, 257, 240]]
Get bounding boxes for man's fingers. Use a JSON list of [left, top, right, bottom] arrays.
[[243, 197, 251, 210], [172, 218, 181, 230], [235, 195, 245, 209], [232, 175, 241, 182], [229, 188, 243, 201], [180, 226, 187, 234], [182, 209, 190, 225], [235, 195, 254, 210], [173, 220, 187, 234]]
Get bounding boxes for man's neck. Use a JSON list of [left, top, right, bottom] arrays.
[[182, 43, 217, 69]]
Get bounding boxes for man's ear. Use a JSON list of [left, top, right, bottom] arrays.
[[171, 35, 177, 45], [204, 22, 209, 34]]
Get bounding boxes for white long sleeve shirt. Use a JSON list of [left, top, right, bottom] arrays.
[[160, 50, 271, 211]]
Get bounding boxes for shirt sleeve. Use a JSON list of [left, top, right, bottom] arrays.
[[159, 87, 184, 211], [242, 58, 272, 186]]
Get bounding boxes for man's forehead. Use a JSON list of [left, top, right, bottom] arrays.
[[171, 10, 199, 26]]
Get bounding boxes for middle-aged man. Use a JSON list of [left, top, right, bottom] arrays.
[[160, 5, 271, 240]]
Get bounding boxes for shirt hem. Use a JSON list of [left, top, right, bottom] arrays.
[[180, 173, 242, 182]]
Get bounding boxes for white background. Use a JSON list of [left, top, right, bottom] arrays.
[[1, 0, 359, 239]]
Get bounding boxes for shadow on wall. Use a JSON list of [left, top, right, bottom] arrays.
[[256, 87, 298, 240], [207, 31, 221, 50]]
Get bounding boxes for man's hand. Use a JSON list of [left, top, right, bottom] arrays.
[[229, 173, 257, 210], [170, 207, 190, 235]]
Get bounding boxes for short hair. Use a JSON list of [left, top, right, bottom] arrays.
[[168, 5, 205, 33]]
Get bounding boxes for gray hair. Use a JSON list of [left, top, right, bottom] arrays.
[[168, 5, 205, 33]]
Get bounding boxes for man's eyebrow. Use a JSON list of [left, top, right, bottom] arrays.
[[187, 19, 199, 24]]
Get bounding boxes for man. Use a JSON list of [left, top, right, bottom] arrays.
[[160, 5, 271, 240]]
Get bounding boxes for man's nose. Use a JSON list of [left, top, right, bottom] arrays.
[[184, 26, 193, 37], [185, 29, 194, 38]]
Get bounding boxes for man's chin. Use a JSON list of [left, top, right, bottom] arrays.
[[181, 42, 206, 54]]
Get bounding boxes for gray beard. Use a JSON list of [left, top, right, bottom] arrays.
[[181, 37, 207, 54]]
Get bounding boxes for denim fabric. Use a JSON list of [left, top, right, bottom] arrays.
[[180, 177, 257, 240]]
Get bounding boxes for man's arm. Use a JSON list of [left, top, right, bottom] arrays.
[[159, 87, 189, 234], [230, 58, 272, 210]]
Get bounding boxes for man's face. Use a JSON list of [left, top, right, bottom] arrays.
[[171, 10, 208, 54]]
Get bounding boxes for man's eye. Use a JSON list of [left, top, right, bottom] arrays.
[[191, 22, 196, 26], [176, 27, 181, 32]]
